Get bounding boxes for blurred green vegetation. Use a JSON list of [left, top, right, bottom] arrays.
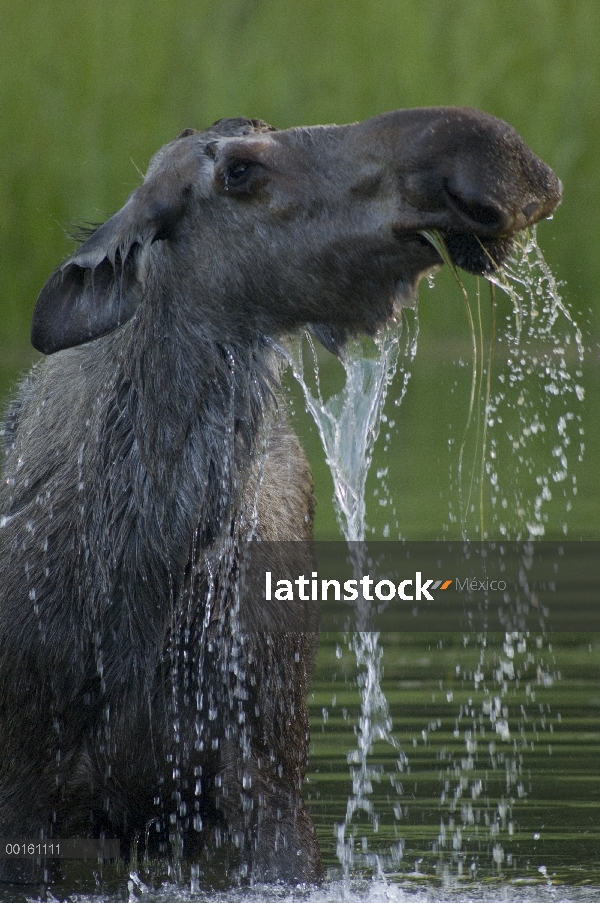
[[1, 0, 598, 538]]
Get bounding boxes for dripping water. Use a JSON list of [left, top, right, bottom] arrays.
[[290, 314, 417, 874], [484, 228, 584, 539], [290, 227, 585, 882], [418, 227, 586, 881]]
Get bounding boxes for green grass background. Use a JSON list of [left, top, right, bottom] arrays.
[[1, 0, 598, 539]]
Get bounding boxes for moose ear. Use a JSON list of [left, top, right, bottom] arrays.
[[31, 174, 191, 355]]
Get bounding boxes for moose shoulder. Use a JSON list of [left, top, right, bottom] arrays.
[[0, 109, 561, 886]]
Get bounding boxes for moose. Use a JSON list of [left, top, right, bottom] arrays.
[[0, 109, 561, 886]]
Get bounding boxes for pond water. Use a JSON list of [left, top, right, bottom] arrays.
[[7, 877, 593, 903], [1, 876, 595, 903], [308, 630, 600, 890], [3, 633, 593, 901]]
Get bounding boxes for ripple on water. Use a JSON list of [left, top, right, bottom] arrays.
[[43, 876, 599, 903]]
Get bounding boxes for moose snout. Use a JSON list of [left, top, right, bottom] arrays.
[[357, 108, 562, 241], [439, 154, 563, 237], [401, 153, 562, 242]]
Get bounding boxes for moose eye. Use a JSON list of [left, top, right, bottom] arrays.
[[219, 157, 266, 196], [227, 161, 251, 181]]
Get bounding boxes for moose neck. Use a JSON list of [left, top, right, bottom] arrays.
[[121, 281, 278, 577]]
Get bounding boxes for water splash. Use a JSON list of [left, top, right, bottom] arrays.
[[483, 228, 584, 539], [290, 321, 416, 544], [422, 227, 584, 541], [291, 229, 584, 883], [290, 316, 417, 874], [117, 874, 596, 903], [438, 228, 583, 541], [433, 622, 567, 883], [423, 230, 585, 880]]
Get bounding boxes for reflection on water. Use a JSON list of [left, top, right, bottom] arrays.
[[308, 632, 600, 887]]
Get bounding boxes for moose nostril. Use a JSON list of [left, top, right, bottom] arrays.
[[443, 181, 505, 232]]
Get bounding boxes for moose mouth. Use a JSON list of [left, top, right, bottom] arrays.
[[389, 228, 517, 316], [440, 231, 515, 275], [414, 229, 516, 277]]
